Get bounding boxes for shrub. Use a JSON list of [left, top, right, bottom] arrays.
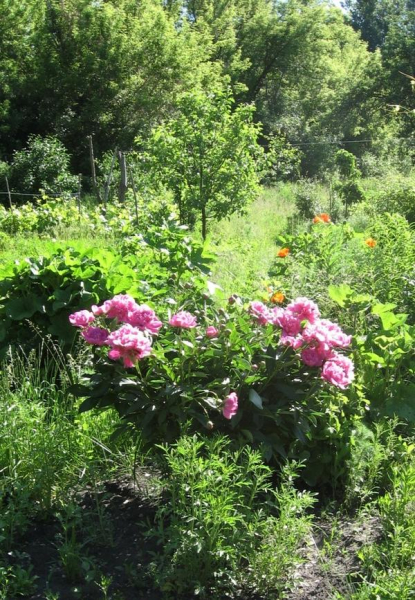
[[271, 214, 415, 322], [0, 220, 212, 358], [7, 136, 78, 201], [0, 192, 175, 237], [69, 292, 355, 469], [294, 179, 327, 219]]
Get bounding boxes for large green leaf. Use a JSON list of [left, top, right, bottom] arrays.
[[328, 284, 353, 307], [5, 296, 45, 320]]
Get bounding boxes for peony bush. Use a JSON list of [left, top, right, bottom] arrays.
[[69, 293, 354, 460]]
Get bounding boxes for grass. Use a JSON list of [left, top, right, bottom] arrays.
[[207, 185, 296, 297]]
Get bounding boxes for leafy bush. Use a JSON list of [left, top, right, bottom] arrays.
[[0, 193, 175, 236], [147, 436, 315, 598], [7, 136, 78, 201], [347, 460, 415, 599], [0, 220, 212, 358], [69, 292, 355, 470], [294, 179, 327, 220], [353, 183, 415, 224], [328, 285, 415, 421], [271, 214, 415, 322], [263, 135, 302, 184], [333, 149, 366, 212]]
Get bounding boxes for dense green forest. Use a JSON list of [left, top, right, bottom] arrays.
[[1, 0, 414, 183]]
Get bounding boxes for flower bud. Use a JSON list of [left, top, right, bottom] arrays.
[[206, 421, 214, 430]]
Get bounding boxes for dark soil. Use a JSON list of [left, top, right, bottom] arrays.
[[11, 473, 163, 600], [9, 475, 383, 600]]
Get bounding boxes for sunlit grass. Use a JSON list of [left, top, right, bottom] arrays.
[[208, 185, 296, 297]]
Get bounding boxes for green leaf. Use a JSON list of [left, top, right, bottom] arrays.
[[249, 388, 263, 409], [379, 311, 399, 331], [79, 396, 101, 413], [5, 296, 45, 320], [372, 303, 398, 314], [328, 284, 353, 307], [363, 352, 386, 366]]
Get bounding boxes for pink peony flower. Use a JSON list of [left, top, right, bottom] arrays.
[[107, 324, 152, 367], [301, 343, 332, 367], [302, 320, 352, 349], [81, 326, 109, 346], [319, 319, 352, 348], [269, 306, 284, 327], [127, 304, 163, 335], [169, 311, 197, 329], [222, 392, 238, 419], [321, 353, 355, 389], [279, 311, 303, 337], [93, 294, 138, 322], [248, 301, 271, 325], [286, 297, 320, 324], [69, 310, 95, 328], [280, 332, 304, 350], [206, 326, 219, 339]]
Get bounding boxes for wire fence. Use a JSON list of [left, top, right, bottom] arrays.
[[0, 192, 80, 197]]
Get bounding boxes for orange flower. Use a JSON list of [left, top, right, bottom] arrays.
[[365, 237, 377, 248], [277, 247, 290, 258], [271, 292, 285, 304], [313, 213, 331, 224]]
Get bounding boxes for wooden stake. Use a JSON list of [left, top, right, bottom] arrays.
[[127, 157, 139, 225], [104, 147, 118, 211], [118, 151, 128, 203], [77, 174, 82, 216], [88, 135, 101, 203], [5, 176, 12, 209]]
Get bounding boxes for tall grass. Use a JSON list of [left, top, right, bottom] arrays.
[[0, 349, 133, 542], [208, 185, 295, 297]]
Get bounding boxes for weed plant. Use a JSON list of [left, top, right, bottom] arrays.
[[0, 350, 131, 546], [338, 458, 415, 599], [146, 435, 315, 598]]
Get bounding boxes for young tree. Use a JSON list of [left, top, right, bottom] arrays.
[[139, 89, 264, 239]]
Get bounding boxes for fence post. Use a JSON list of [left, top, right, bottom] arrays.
[[88, 135, 101, 203], [118, 151, 128, 203], [77, 174, 82, 216], [103, 147, 118, 213], [5, 177, 12, 209], [127, 156, 139, 225]]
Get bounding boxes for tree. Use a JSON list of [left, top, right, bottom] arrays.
[[139, 89, 264, 239]]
